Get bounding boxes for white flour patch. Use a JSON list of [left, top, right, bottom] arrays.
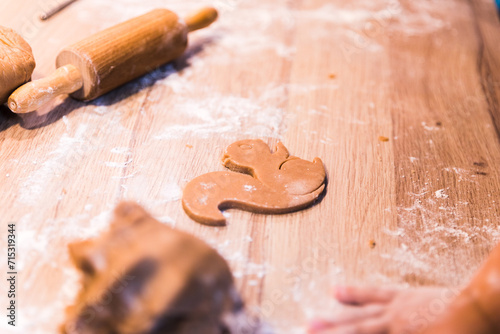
[[299, 1, 449, 36], [110, 147, 131, 155], [244, 185, 257, 192], [85, 210, 114, 238], [15, 230, 49, 270], [62, 115, 70, 129], [105, 159, 133, 168], [198, 196, 208, 205], [299, 3, 381, 25], [275, 44, 297, 58], [391, 1, 451, 36], [435, 189, 449, 199], [444, 167, 479, 183], [213, 30, 296, 61], [17, 124, 89, 205], [157, 64, 194, 94], [154, 95, 284, 140], [91, 105, 112, 115], [308, 109, 327, 116], [0, 208, 115, 334], [383, 187, 500, 286], [112, 171, 139, 179], [158, 216, 176, 227], [160, 183, 183, 202], [422, 122, 441, 131], [200, 182, 216, 190]]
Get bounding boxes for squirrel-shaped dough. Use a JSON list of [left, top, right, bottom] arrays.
[[62, 202, 243, 334], [182, 139, 326, 226]]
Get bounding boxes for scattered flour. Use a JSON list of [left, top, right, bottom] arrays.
[[422, 122, 441, 131], [110, 147, 131, 155], [105, 159, 133, 168], [0, 208, 114, 334], [17, 123, 89, 206], [444, 167, 479, 183], [299, 3, 384, 25], [154, 95, 285, 140], [382, 186, 500, 286], [160, 183, 183, 202], [435, 189, 449, 199], [157, 215, 177, 227], [244, 185, 257, 192]]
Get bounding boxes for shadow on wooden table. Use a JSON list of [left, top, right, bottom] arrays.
[[0, 103, 76, 133], [315, 171, 329, 206], [0, 35, 218, 132], [0, 105, 21, 132], [2, 98, 85, 131]]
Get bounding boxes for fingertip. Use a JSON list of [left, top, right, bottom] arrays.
[[307, 319, 329, 333], [332, 285, 351, 302], [334, 285, 399, 305]]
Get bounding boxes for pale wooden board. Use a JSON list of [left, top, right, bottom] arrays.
[[1, 0, 500, 333]]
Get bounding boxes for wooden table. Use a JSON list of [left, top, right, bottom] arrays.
[[1, 0, 500, 332]]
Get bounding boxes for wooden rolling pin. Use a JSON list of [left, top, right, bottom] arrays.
[[8, 7, 218, 113]]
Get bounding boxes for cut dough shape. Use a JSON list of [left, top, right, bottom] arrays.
[[0, 26, 35, 104], [62, 202, 243, 334], [182, 139, 326, 226]]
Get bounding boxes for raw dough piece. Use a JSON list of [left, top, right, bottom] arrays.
[[182, 139, 326, 226], [62, 202, 243, 334], [0, 26, 35, 104]]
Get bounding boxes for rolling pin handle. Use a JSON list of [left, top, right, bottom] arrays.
[[185, 7, 218, 33], [8, 64, 83, 113]]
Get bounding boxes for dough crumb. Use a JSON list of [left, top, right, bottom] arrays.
[[378, 136, 389, 142]]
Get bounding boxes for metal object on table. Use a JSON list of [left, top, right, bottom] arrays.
[[39, 0, 79, 21]]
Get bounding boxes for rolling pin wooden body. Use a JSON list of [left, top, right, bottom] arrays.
[[8, 7, 217, 113]]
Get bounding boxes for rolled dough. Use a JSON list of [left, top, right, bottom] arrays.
[[0, 26, 35, 104]]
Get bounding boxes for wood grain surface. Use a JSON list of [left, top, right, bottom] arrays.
[[1, 0, 500, 333]]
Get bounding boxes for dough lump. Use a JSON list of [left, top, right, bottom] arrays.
[[0, 26, 35, 104], [62, 202, 243, 334]]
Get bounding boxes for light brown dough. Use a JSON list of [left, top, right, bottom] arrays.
[[182, 139, 326, 226], [62, 202, 243, 334], [0, 26, 35, 104]]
